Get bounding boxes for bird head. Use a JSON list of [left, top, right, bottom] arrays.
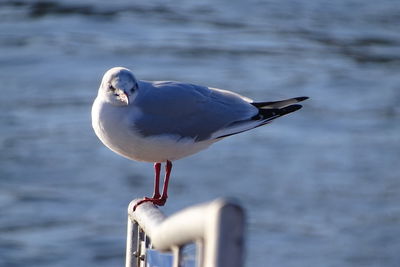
[[99, 67, 139, 106]]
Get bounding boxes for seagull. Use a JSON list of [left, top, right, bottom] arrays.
[[91, 67, 308, 210]]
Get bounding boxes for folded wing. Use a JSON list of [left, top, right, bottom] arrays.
[[132, 81, 308, 142]]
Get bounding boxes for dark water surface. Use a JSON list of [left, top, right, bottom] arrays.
[[1, 1, 400, 266]]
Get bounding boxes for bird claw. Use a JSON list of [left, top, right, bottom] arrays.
[[133, 196, 167, 211]]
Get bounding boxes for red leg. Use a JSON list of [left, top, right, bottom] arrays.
[[158, 160, 172, 205], [133, 161, 173, 211], [133, 162, 161, 211], [152, 163, 161, 199]]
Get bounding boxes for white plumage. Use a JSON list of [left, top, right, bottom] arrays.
[[91, 67, 307, 209]]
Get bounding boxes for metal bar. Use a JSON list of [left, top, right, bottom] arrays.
[[125, 218, 135, 267], [126, 198, 245, 267], [135, 225, 141, 267], [196, 240, 204, 267], [203, 204, 245, 267], [138, 228, 145, 267], [172, 246, 182, 267], [132, 222, 139, 265], [139, 239, 146, 267]]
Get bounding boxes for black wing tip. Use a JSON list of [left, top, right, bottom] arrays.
[[255, 104, 303, 121], [251, 102, 269, 108], [295, 96, 309, 102], [280, 104, 303, 114], [251, 96, 309, 108], [216, 104, 305, 140]]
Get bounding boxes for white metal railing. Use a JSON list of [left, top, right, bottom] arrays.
[[125, 198, 245, 267]]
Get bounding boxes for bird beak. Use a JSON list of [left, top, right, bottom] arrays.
[[116, 89, 129, 105], [121, 91, 129, 105]]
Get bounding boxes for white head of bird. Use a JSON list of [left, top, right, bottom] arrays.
[[98, 67, 138, 106]]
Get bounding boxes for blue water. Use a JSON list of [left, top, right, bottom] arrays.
[[1, 1, 400, 266]]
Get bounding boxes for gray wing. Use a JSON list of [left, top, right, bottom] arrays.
[[131, 81, 258, 141]]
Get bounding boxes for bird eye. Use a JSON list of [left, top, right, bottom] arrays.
[[108, 84, 115, 91]]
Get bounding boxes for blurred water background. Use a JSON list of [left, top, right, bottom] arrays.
[[1, 0, 400, 266]]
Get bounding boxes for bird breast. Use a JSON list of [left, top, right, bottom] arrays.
[[91, 98, 215, 162]]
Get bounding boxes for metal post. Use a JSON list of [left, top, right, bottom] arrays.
[[126, 198, 245, 267], [172, 246, 182, 267]]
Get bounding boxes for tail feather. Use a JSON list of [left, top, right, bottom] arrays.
[[212, 97, 308, 140], [257, 104, 303, 119], [251, 96, 308, 109]]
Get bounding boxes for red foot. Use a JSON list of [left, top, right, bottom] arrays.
[[133, 160, 172, 212], [133, 196, 168, 211]]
